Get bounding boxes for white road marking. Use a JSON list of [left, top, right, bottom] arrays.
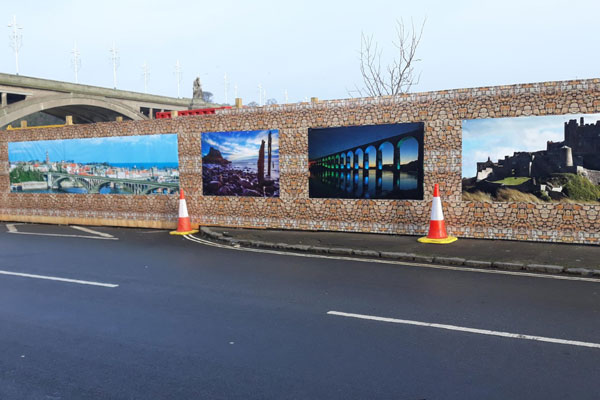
[[7, 231, 118, 240], [0, 269, 118, 288], [70, 225, 114, 238], [4, 223, 118, 240], [327, 311, 600, 350], [183, 234, 600, 284]]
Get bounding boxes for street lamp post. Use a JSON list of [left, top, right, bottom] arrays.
[[109, 42, 120, 89], [71, 41, 81, 83], [8, 15, 23, 75]]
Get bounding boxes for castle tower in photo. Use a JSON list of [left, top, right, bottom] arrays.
[[475, 117, 600, 184]]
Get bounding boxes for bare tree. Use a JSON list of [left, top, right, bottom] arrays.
[[353, 18, 425, 97]]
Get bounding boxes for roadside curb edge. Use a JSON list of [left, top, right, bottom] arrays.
[[197, 227, 599, 278]]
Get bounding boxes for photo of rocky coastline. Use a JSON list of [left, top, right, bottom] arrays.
[[202, 130, 279, 197]]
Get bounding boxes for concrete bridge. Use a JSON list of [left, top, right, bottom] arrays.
[[0, 73, 217, 128], [309, 130, 423, 171], [45, 172, 179, 195]]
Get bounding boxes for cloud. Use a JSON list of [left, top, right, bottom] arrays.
[[462, 113, 600, 177], [202, 130, 279, 162]]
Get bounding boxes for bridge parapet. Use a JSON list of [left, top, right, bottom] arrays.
[[44, 172, 178, 195]]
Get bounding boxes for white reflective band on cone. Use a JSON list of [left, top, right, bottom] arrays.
[[430, 197, 444, 221], [179, 199, 189, 218]]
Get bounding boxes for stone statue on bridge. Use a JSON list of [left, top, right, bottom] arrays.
[[190, 77, 206, 108], [193, 77, 203, 99]]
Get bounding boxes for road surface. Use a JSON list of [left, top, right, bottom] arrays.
[[0, 223, 599, 399]]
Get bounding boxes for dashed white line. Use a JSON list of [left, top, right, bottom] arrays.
[[70, 225, 115, 238], [327, 311, 600, 350], [0, 269, 118, 288], [183, 234, 600, 284]]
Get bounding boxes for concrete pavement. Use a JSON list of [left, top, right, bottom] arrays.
[[0, 223, 599, 399]]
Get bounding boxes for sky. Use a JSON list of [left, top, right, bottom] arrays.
[[462, 113, 600, 177], [8, 133, 178, 164], [202, 130, 279, 162], [308, 123, 421, 161], [2, 0, 599, 105]]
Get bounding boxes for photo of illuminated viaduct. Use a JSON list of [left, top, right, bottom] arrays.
[[308, 123, 424, 199]]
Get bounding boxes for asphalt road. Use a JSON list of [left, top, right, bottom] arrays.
[[0, 223, 599, 399]]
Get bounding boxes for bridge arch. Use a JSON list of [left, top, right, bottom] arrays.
[[354, 148, 364, 169], [364, 145, 377, 170], [52, 175, 90, 192], [0, 93, 147, 127], [92, 181, 113, 194], [398, 136, 420, 168], [378, 142, 394, 170], [346, 150, 353, 170]]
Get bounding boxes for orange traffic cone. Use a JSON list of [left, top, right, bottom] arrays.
[[170, 189, 199, 236], [418, 184, 457, 244]]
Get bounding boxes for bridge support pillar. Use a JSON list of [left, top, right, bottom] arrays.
[[149, 108, 154, 119], [1, 92, 6, 108]]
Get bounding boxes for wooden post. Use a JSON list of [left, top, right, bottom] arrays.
[[235, 98, 243, 108], [20, 120, 27, 128], [116, 116, 123, 122], [172, 110, 178, 118], [311, 97, 319, 103], [65, 115, 73, 125]]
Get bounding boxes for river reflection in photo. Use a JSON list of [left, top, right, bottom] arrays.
[[308, 123, 424, 199], [309, 169, 418, 199]]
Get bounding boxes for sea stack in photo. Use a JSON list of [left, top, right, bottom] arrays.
[[258, 140, 265, 183], [267, 131, 272, 177], [202, 147, 231, 165]]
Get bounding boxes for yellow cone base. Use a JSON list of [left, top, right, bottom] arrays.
[[418, 236, 458, 244], [170, 229, 199, 236]]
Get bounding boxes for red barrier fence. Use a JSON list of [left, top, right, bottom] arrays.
[[155, 106, 232, 119]]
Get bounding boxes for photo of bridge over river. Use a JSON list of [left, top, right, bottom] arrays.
[[308, 123, 424, 199], [8, 133, 179, 195]]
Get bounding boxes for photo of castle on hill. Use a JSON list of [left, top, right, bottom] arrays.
[[462, 114, 600, 203], [201, 130, 279, 197]]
